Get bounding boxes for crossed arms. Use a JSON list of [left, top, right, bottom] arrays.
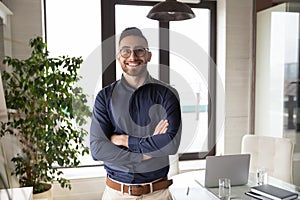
[[90, 83, 182, 165], [111, 119, 169, 160]]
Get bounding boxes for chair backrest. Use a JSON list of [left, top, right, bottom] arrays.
[[241, 135, 294, 183], [168, 154, 179, 177]]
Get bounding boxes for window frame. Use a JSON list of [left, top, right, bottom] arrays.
[[101, 0, 216, 160]]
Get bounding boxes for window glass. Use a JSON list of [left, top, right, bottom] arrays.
[[46, 0, 101, 166], [170, 8, 210, 153], [46, 0, 101, 59]]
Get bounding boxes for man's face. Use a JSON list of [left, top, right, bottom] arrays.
[[117, 35, 152, 77]]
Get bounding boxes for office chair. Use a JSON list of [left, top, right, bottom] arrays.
[[168, 154, 180, 177], [241, 134, 294, 183]]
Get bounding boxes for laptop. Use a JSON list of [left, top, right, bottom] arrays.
[[204, 154, 250, 188]]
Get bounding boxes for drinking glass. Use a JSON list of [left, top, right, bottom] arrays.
[[256, 167, 268, 185], [219, 178, 231, 200]]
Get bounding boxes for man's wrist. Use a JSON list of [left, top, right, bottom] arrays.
[[123, 135, 129, 147], [111, 134, 129, 147]]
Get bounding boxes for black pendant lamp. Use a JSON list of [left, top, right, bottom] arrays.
[[147, 0, 196, 22]]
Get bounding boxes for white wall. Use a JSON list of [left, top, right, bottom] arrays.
[[1, 0, 43, 60], [217, 0, 254, 155]]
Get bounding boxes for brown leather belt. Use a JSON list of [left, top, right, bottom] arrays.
[[106, 177, 173, 196]]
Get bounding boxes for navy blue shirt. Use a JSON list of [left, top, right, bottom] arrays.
[[90, 74, 182, 184]]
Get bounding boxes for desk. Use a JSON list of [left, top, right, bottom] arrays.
[[170, 170, 300, 200]]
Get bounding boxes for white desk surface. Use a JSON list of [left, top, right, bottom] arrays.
[[170, 170, 218, 200], [170, 170, 300, 200], [0, 187, 33, 200]]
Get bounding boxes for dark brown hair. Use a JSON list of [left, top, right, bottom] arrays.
[[118, 27, 148, 46]]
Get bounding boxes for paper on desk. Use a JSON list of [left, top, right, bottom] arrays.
[[171, 186, 219, 200]]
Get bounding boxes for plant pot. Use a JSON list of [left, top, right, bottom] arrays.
[[33, 183, 53, 200]]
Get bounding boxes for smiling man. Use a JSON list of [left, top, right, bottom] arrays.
[[90, 27, 182, 200]]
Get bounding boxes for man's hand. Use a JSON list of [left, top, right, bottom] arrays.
[[142, 154, 152, 160], [153, 119, 169, 135], [143, 119, 168, 160], [111, 134, 128, 147], [111, 135, 152, 161]]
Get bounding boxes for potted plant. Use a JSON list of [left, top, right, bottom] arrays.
[[0, 36, 91, 197]]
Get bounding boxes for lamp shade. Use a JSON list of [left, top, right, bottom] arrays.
[[147, 0, 195, 22]]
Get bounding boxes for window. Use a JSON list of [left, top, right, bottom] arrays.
[[46, 0, 216, 165], [170, 8, 211, 155], [45, 0, 101, 166]]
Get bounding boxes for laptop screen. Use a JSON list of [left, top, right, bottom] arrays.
[[204, 154, 250, 187]]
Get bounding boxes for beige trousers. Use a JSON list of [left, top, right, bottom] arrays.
[[101, 185, 173, 200]]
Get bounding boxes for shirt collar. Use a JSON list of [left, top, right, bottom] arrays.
[[120, 72, 153, 90]]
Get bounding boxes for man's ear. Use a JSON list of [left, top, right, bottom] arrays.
[[117, 53, 121, 62], [147, 51, 152, 62]]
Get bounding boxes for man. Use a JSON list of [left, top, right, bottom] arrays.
[[90, 27, 182, 199]]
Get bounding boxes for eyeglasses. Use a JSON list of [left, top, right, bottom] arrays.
[[119, 48, 149, 58]]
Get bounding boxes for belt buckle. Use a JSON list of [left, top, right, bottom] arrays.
[[128, 185, 142, 196], [128, 185, 136, 196]]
